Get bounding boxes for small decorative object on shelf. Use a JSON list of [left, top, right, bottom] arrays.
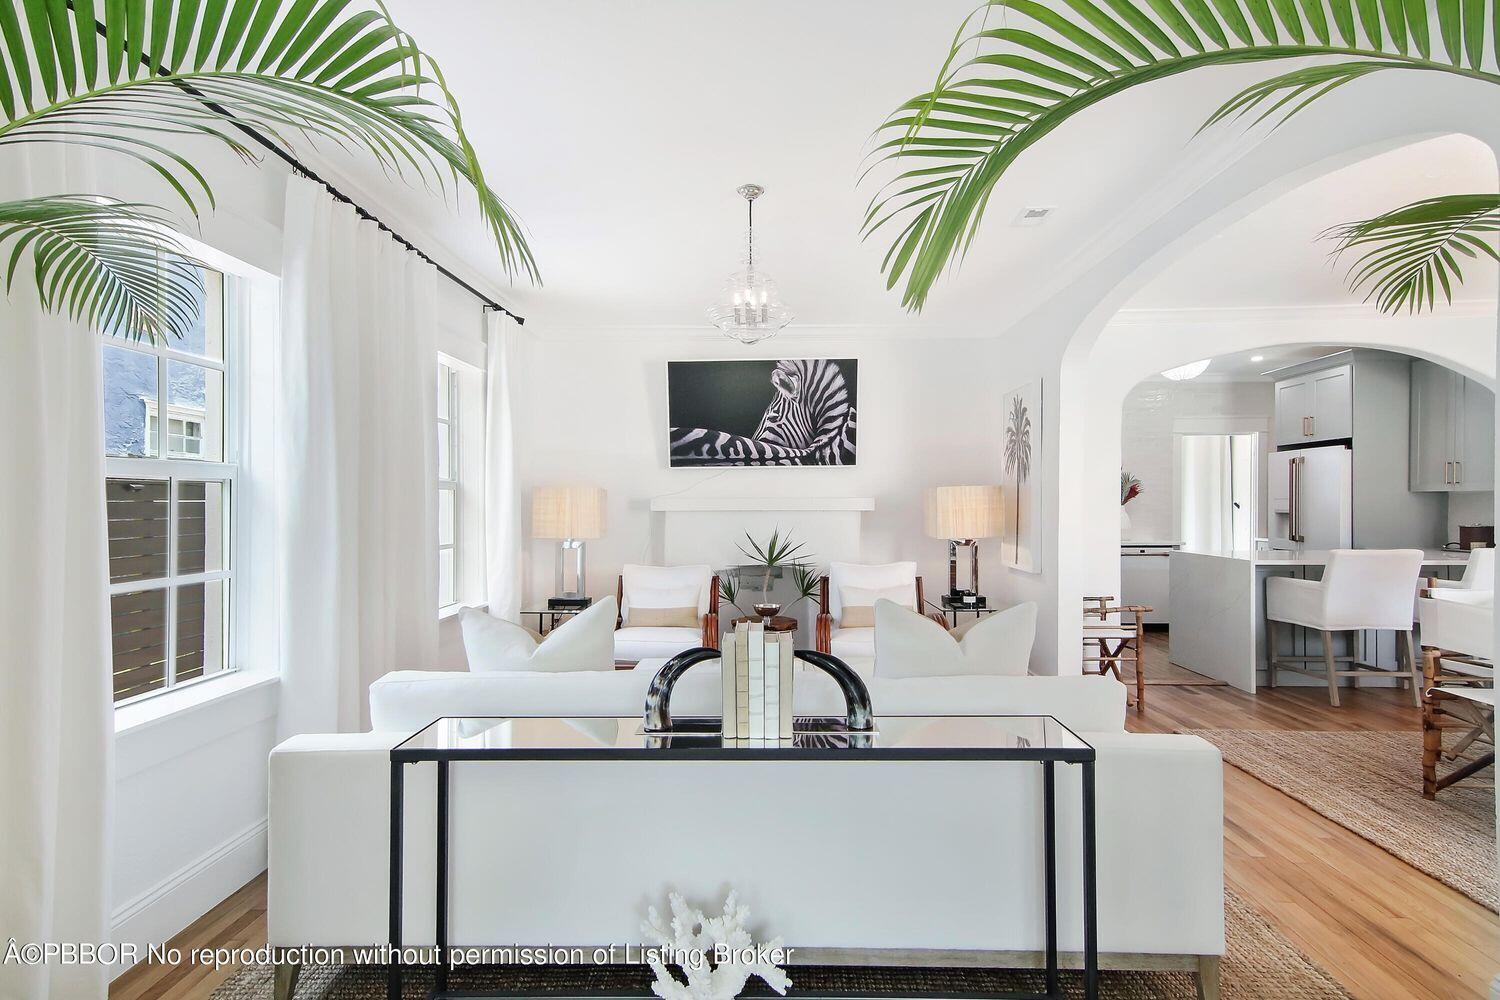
[[640, 890, 791, 1000], [1120, 470, 1143, 538], [752, 601, 781, 621]]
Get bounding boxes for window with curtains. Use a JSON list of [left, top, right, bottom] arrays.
[[437, 361, 460, 611], [101, 265, 236, 704]]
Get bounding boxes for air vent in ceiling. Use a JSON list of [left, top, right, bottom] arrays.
[[1012, 205, 1055, 227]]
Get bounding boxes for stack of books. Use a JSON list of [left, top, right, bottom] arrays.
[[720, 620, 794, 743]]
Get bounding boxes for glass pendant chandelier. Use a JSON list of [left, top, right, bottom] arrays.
[[707, 183, 793, 344]]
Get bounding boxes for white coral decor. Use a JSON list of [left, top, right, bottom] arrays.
[[640, 891, 792, 1000]]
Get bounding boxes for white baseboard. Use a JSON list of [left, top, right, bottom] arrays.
[[110, 818, 268, 979]]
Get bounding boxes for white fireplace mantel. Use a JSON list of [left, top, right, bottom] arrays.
[[649, 496, 875, 513], [651, 497, 876, 566]]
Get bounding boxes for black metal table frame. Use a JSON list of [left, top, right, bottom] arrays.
[[388, 716, 1098, 1000], [519, 609, 583, 635]]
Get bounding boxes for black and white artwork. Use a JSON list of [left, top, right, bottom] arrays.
[[667, 358, 858, 467]]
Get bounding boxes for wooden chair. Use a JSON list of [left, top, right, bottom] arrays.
[[1417, 586, 1494, 799], [1082, 595, 1150, 711], [1420, 647, 1494, 799]]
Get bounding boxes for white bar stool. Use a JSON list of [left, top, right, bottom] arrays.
[[1264, 549, 1425, 706]]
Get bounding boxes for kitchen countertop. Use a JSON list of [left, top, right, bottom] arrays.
[[1176, 547, 1471, 566]]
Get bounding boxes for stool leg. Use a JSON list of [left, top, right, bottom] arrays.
[[1422, 692, 1441, 800], [1321, 629, 1340, 707], [1401, 630, 1421, 707], [1264, 618, 1277, 689]]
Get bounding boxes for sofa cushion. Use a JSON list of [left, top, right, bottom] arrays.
[[614, 626, 702, 663], [874, 599, 1035, 678], [629, 605, 699, 628], [827, 561, 917, 618], [461, 597, 616, 673], [621, 565, 711, 624], [839, 583, 913, 627], [829, 627, 875, 665]]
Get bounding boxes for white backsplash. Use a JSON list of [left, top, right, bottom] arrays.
[[1446, 490, 1495, 543]]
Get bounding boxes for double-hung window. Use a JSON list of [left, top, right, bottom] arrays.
[[102, 266, 235, 704], [436, 361, 460, 612]]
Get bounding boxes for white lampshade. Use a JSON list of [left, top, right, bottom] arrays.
[[924, 485, 1004, 540], [532, 486, 606, 540]]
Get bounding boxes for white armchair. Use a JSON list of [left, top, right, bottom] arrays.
[[815, 561, 945, 661], [1417, 588, 1494, 798], [614, 564, 717, 663]]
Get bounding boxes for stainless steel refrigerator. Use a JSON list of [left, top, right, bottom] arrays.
[[1268, 445, 1353, 549]]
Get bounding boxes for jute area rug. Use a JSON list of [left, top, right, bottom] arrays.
[[213, 893, 1349, 1000], [1184, 729, 1496, 911]]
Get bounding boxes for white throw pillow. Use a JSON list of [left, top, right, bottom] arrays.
[[873, 599, 1036, 678], [461, 597, 617, 673]]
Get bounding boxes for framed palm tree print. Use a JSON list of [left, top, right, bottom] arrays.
[[1001, 380, 1042, 573]]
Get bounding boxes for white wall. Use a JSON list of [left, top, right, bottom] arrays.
[[1120, 380, 1275, 544], [511, 330, 1009, 631]]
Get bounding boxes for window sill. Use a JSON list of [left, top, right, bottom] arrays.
[[114, 671, 278, 737]]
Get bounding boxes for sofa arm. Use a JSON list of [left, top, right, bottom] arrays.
[[1085, 732, 1225, 957], [269, 733, 414, 947], [702, 612, 720, 650]]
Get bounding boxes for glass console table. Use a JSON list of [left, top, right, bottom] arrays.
[[389, 715, 1097, 1000]]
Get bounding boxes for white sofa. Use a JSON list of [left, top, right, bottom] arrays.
[[269, 662, 1224, 999]]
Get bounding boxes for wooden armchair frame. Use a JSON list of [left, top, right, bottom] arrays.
[[616, 573, 720, 651], [1420, 644, 1494, 799], [814, 575, 944, 654], [1082, 595, 1149, 711]]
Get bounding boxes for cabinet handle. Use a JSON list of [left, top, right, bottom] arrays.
[[1456, 460, 1463, 484], [1308, 415, 1314, 436], [1445, 461, 1453, 484], [1302, 416, 1310, 436]]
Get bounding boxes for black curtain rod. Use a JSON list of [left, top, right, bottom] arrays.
[[74, 6, 525, 325]]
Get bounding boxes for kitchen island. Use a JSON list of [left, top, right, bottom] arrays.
[[1168, 548, 1468, 692]]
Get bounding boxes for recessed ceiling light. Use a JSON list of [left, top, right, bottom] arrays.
[[1161, 359, 1211, 381], [1250, 355, 1264, 362]]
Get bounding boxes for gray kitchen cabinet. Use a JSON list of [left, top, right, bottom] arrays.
[[1409, 359, 1495, 492], [1275, 363, 1352, 446], [1275, 378, 1311, 446]]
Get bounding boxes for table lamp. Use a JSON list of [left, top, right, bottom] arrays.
[[924, 485, 1005, 610], [532, 486, 606, 610]]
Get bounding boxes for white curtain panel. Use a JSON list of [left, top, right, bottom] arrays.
[[484, 311, 523, 620], [277, 177, 439, 736], [0, 148, 112, 1000]]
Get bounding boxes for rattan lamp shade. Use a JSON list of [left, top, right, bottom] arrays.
[[531, 486, 606, 540], [924, 485, 1004, 540]]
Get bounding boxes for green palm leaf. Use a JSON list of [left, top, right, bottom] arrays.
[[0, 0, 537, 340], [0, 195, 204, 343], [864, 0, 1500, 311], [1324, 193, 1500, 313]]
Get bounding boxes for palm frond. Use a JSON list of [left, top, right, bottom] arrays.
[[0, 1, 537, 286], [1324, 194, 1500, 313], [737, 528, 813, 570], [864, 0, 1500, 310], [0, 196, 203, 343]]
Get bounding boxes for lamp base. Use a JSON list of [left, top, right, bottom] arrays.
[[547, 595, 593, 611], [942, 592, 987, 610]]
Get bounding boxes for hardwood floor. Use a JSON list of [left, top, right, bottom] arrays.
[[111, 682, 1498, 1000]]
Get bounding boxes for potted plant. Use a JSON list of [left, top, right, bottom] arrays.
[[721, 529, 820, 622], [1120, 471, 1143, 536]]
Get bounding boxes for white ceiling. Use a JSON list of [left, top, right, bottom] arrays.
[[324, 3, 1499, 331], [1143, 345, 1349, 381], [1128, 133, 1500, 310]]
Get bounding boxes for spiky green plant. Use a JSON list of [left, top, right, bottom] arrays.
[[0, 0, 537, 342], [864, 0, 1500, 314]]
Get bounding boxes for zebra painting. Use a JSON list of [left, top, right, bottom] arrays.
[[667, 358, 858, 467]]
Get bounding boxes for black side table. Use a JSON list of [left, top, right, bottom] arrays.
[[928, 601, 1003, 628]]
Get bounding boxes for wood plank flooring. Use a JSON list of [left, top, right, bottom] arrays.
[[111, 681, 1499, 1000]]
